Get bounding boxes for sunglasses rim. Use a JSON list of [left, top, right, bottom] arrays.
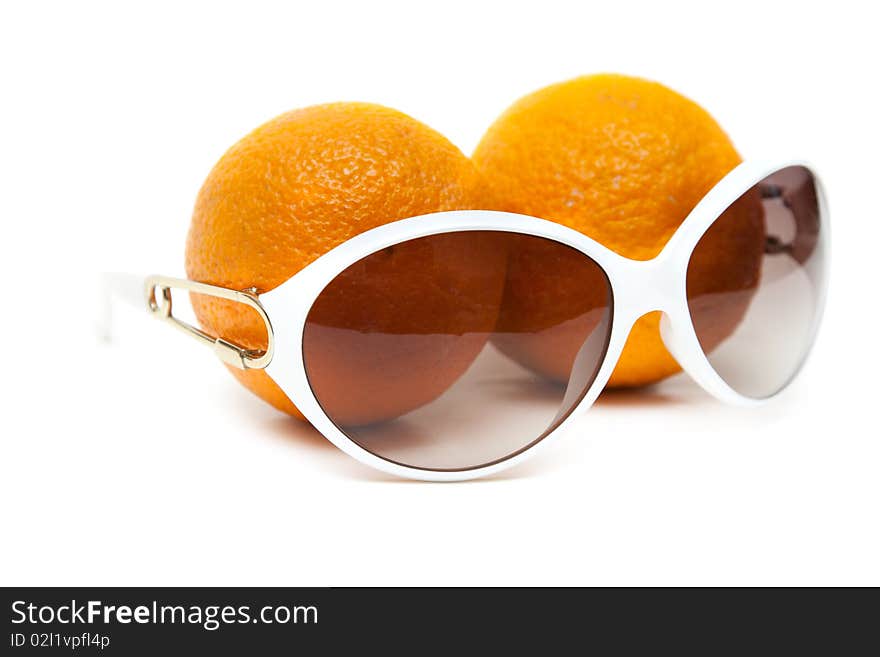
[[302, 237, 617, 474], [241, 158, 831, 481]]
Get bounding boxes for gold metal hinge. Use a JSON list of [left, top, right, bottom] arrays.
[[144, 275, 274, 370]]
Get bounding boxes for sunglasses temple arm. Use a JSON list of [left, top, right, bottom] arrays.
[[98, 272, 151, 344], [99, 273, 275, 371], [760, 179, 821, 263]]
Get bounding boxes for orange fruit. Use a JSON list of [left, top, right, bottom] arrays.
[[185, 103, 497, 421], [472, 74, 764, 387]]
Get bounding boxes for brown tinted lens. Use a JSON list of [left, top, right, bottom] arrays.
[[303, 231, 613, 471], [687, 166, 825, 398]]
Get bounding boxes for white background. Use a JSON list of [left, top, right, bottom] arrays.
[[1, 0, 878, 586]]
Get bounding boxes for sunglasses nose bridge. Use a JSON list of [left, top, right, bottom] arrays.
[[611, 256, 683, 318]]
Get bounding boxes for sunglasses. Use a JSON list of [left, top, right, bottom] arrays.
[[117, 160, 828, 481]]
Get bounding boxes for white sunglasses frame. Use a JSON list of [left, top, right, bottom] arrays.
[[137, 158, 829, 482]]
